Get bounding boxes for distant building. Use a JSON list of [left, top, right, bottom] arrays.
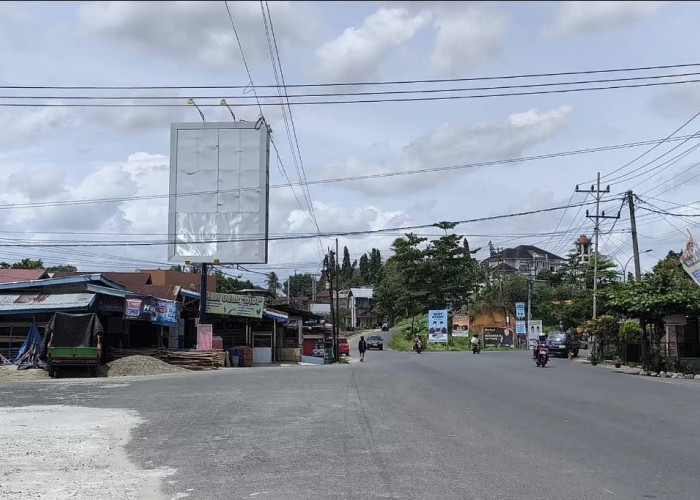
[[348, 287, 376, 329], [575, 235, 592, 264], [485, 245, 566, 278]]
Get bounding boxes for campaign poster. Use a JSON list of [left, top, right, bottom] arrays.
[[452, 314, 470, 337], [515, 302, 526, 320], [528, 320, 543, 349], [680, 234, 700, 286], [482, 327, 514, 348], [428, 310, 448, 343]]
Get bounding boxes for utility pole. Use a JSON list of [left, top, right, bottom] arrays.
[[577, 173, 616, 319], [327, 248, 335, 364], [335, 238, 340, 362], [627, 190, 642, 281]]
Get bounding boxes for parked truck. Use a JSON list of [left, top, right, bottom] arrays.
[[45, 312, 104, 378]]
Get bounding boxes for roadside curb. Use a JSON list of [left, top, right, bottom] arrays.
[[577, 357, 700, 381]]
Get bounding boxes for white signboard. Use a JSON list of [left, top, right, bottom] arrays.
[[168, 122, 270, 264], [528, 320, 543, 349]]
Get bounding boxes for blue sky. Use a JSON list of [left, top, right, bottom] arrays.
[[1, 1, 699, 285]]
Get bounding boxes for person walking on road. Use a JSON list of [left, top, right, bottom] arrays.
[[358, 335, 367, 362]]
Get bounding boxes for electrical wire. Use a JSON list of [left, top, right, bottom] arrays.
[[3, 78, 700, 107], [582, 109, 700, 185], [0, 135, 686, 212], [0, 199, 607, 248], [4, 62, 699, 89], [6, 71, 700, 101]]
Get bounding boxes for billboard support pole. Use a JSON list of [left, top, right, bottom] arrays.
[[199, 263, 208, 326]]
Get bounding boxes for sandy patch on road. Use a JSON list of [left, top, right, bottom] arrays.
[[0, 365, 49, 382], [0, 405, 172, 499]]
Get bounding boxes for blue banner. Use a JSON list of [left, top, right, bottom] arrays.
[[515, 302, 526, 320], [428, 310, 448, 343], [154, 299, 180, 327]]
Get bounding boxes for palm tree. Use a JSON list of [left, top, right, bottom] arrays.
[[266, 272, 281, 297]]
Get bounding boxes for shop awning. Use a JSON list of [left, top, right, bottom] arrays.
[[0, 293, 96, 315], [263, 308, 288, 322]]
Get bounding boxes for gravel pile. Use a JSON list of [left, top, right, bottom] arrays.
[[0, 365, 49, 382], [102, 355, 189, 377]]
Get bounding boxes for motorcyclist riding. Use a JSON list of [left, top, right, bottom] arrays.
[[470, 333, 480, 353], [533, 332, 548, 359]]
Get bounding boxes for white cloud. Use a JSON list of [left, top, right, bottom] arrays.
[[544, 1, 668, 38], [0, 108, 76, 150], [430, 5, 508, 76], [323, 105, 574, 195], [78, 1, 314, 70], [315, 7, 430, 81], [651, 85, 700, 119]]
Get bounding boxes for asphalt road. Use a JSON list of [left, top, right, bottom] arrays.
[[2, 342, 700, 499]]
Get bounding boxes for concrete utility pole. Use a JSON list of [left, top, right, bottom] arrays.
[[627, 190, 643, 282], [335, 238, 340, 362], [577, 173, 616, 319]]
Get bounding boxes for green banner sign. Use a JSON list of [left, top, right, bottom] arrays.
[[206, 292, 264, 318]]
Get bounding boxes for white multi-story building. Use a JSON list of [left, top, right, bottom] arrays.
[[485, 245, 566, 277]]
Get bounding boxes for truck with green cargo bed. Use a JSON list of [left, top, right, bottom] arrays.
[[45, 312, 104, 378]]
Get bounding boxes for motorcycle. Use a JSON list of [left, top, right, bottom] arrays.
[[414, 341, 423, 354], [535, 342, 549, 367], [471, 343, 481, 354]]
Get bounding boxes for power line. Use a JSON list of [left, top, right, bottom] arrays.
[[583, 109, 700, 185], [6, 71, 700, 101], [0, 134, 688, 212], [0, 198, 607, 248], [4, 62, 699, 89], [260, 1, 322, 256], [3, 78, 700, 107]]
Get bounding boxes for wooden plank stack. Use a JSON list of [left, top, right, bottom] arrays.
[[160, 349, 225, 370]]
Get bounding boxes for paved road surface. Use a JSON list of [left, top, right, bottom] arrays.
[[2, 346, 700, 499]]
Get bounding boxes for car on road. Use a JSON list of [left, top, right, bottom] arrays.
[[547, 331, 580, 357], [366, 335, 384, 350], [381, 323, 389, 331], [338, 337, 350, 356]]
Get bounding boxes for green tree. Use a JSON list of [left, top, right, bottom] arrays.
[[46, 264, 77, 273], [340, 246, 354, 284], [215, 271, 254, 294], [266, 272, 281, 297], [10, 258, 44, 269], [283, 273, 317, 298], [369, 248, 383, 283], [359, 254, 370, 283]]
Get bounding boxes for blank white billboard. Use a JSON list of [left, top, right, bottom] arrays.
[[168, 122, 270, 264]]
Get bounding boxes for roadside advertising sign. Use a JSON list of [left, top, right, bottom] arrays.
[[197, 324, 213, 350], [516, 321, 526, 335], [528, 320, 543, 349], [452, 314, 470, 337], [482, 327, 514, 348], [515, 302, 526, 320], [428, 310, 448, 343], [680, 234, 700, 286], [206, 292, 264, 318]]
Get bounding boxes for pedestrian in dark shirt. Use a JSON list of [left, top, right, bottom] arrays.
[[358, 335, 367, 362]]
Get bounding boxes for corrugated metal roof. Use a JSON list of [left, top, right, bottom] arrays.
[[350, 287, 374, 299], [0, 269, 48, 284], [126, 284, 181, 301], [0, 293, 95, 314], [310, 303, 331, 315], [0, 274, 125, 291]]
